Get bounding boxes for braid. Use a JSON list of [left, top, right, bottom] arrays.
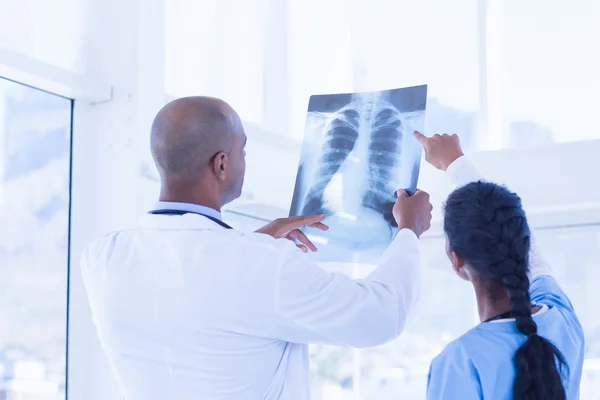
[[498, 233, 537, 337], [444, 181, 568, 400]]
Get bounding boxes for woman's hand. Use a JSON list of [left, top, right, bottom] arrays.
[[413, 131, 464, 171]]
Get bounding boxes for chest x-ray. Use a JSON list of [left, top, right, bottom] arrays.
[[289, 85, 427, 263]]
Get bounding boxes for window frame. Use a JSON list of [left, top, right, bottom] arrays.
[[0, 76, 75, 399]]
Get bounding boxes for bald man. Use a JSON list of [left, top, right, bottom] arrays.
[[147, 96, 327, 250], [81, 96, 433, 400]]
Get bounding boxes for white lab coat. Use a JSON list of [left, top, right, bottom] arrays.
[[81, 210, 421, 400]]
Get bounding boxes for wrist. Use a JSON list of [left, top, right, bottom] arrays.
[[441, 152, 465, 171], [397, 222, 419, 238]]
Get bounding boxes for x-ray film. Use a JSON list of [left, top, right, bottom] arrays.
[[289, 85, 427, 263]]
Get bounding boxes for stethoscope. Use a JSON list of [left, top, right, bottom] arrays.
[[148, 209, 233, 230]]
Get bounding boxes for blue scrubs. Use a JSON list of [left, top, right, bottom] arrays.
[[427, 276, 585, 399]]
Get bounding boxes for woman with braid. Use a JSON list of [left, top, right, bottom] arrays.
[[414, 132, 585, 400]]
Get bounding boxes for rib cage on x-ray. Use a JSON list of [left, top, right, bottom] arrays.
[[301, 93, 417, 227], [290, 85, 426, 261]]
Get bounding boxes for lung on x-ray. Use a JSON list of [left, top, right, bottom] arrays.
[[289, 85, 427, 263]]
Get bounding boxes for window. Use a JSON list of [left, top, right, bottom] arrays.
[[305, 241, 475, 399], [0, 0, 89, 73], [165, 0, 274, 127], [163, 0, 482, 221], [344, 0, 481, 152], [0, 78, 72, 399], [288, 0, 355, 140], [165, 0, 481, 149], [486, 0, 600, 149], [534, 225, 600, 399], [300, 225, 600, 399]]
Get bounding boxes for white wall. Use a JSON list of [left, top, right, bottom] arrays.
[[68, 0, 165, 399]]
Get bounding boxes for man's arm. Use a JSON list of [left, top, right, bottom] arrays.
[[268, 228, 421, 348], [243, 189, 430, 347], [445, 155, 553, 279]]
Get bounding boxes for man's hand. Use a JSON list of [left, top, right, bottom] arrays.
[[413, 131, 464, 171], [393, 189, 433, 237], [255, 215, 329, 253]]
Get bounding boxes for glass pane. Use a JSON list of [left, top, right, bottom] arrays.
[[534, 225, 600, 399], [310, 344, 356, 400], [348, 0, 481, 153], [491, 0, 600, 149], [352, 226, 600, 399], [0, 0, 89, 73], [165, 0, 273, 125], [0, 78, 72, 399], [288, 0, 355, 140], [358, 239, 477, 399], [306, 253, 477, 400], [310, 263, 357, 400]]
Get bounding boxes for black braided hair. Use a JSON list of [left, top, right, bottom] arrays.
[[444, 181, 568, 400]]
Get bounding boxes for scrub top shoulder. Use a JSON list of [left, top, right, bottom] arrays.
[[427, 276, 585, 400]]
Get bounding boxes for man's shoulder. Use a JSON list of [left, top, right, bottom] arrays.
[[203, 230, 306, 269], [82, 229, 134, 261], [82, 227, 303, 268]]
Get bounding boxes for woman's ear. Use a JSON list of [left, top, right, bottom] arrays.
[[446, 238, 470, 281], [450, 251, 470, 281]]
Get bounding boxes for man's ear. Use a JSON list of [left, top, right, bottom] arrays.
[[212, 151, 228, 180]]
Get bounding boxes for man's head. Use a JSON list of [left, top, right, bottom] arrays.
[[150, 96, 246, 208]]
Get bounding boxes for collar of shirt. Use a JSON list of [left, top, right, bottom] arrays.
[[151, 201, 223, 221]]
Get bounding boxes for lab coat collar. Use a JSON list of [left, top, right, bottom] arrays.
[[138, 202, 227, 231], [152, 201, 223, 221]]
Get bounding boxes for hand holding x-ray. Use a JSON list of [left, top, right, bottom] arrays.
[[393, 189, 433, 237]]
